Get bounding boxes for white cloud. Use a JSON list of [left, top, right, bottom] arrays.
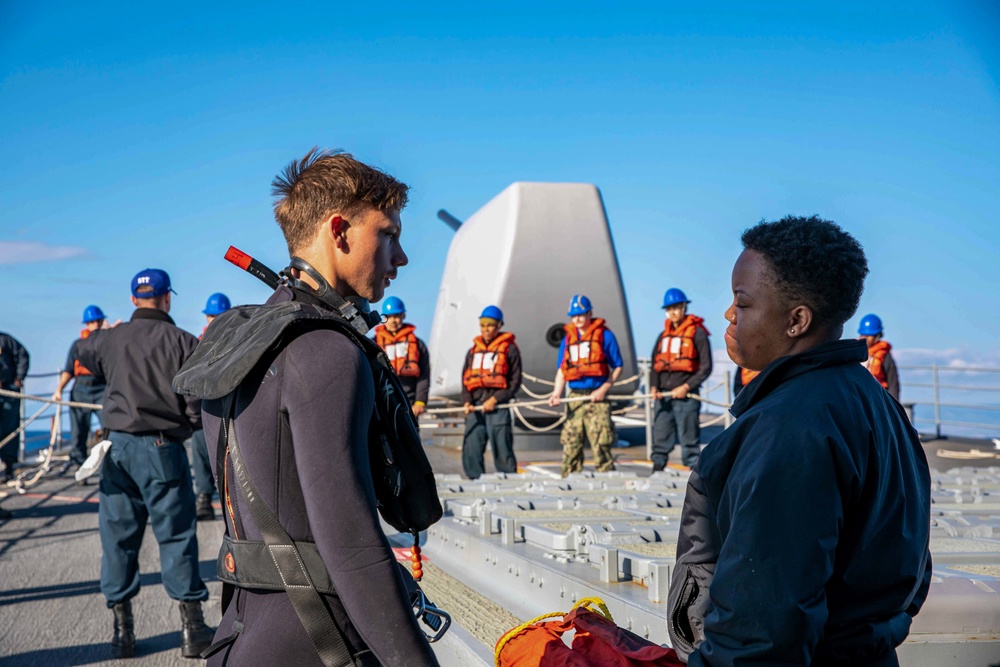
[[894, 347, 1000, 369], [0, 241, 89, 265]]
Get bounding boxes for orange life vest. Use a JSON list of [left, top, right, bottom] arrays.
[[865, 340, 891, 389], [561, 318, 609, 382], [740, 367, 760, 386], [73, 329, 93, 377], [374, 323, 421, 378], [463, 332, 516, 391], [653, 315, 708, 374]]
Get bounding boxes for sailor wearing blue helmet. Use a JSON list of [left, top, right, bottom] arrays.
[[548, 295, 623, 477], [52, 305, 111, 471], [858, 313, 899, 400], [373, 296, 431, 416], [649, 287, 713, 470], [460, 305, 523, 479]]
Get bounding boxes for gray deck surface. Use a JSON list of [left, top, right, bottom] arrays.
[[0, 433, 987, 665]]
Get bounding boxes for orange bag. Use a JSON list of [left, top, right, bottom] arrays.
[[495, 598, 684, 667]]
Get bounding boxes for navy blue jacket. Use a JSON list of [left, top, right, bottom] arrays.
[[669, 339, 931, 667], [78, 309, 201, 439], [0, 332, 29, 388]]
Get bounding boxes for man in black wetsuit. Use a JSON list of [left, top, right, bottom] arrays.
[[196, 150, 439, 666]]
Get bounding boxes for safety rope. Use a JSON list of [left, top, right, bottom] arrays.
[[510, 406, 567, 433], [425, 390, 730, 416], [0, 403, 52, 449], [0, 388, 102, 495], [520, 372, 639, 387], [0, 388, 103, 410]]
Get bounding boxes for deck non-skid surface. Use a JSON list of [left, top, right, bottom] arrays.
[[1, 436, 994, 665]]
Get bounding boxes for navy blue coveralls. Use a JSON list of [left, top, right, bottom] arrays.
[[649, 325, 712, 468], [0, 332, 29, 471], [460, 341, 523, 479], [62, 337, 107, 465], [670, 340, 931, 666], [78, 309, 208, 606]]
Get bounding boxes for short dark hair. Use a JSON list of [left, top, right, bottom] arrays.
[[741, 215, 868, 329], [271, 148, 409, 254], [133, 284, 167, 308]]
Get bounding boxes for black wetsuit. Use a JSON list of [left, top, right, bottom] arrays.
[[201, 286, 438, 667]]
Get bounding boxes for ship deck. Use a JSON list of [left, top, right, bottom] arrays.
[[1, 436, 998, 666]]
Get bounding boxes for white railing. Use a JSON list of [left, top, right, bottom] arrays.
[[897, 364, 1000, 439]]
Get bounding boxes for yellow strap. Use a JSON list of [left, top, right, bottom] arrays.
[[493, 597, 614, 666]]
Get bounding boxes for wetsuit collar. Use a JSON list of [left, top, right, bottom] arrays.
[[130, 308, 175, 324]]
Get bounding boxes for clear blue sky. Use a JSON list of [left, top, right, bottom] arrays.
[[2, 1, 999, 387]]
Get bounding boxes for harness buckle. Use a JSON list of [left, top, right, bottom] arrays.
[[410, 590, 451, 643]]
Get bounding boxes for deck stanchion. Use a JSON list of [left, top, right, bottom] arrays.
[[932, 364, 942, 439], [724, 370, 733, 429], [643, 360, 654, 462], [18, 388, 26, 463]]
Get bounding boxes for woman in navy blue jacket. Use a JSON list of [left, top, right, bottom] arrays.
[[669, 216, 931, 667]]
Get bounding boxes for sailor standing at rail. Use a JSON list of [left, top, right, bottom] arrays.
[[78, 268, 213, 660], [188, 292, 232, 521], [373, 296, 430, 418], [52, 305, 110, 474], [461, 305, 522, 479], [548, 295, 621, 477], [649, 288, 712, 470], [858, 313, 900, 401], [0, 330, 29, 484]]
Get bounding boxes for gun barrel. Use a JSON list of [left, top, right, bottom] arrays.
[[437, 209, 463, 232]]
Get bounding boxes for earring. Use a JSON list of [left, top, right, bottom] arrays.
[[789, 328, 796, 335]]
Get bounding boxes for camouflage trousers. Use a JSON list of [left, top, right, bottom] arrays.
[[560, 391, 617, 477]]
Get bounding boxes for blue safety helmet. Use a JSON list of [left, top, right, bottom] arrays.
[[203, 293, 232, 316], [858, 313, 883, 336], [567, 295, 593, 317], [480, 305, 504, 322], [82, 305, 105, 324], [662, 288, 690, 309], [381, 296, 406, 316]]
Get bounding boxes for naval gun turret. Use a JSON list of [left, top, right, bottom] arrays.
[[428, 182, 638, 407]]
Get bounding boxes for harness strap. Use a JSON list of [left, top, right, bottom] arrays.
[[200, 620, 244, 659], [223, 393, 357, 667]]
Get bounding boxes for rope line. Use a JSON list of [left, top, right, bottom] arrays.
[[0, 403, 51, 449], [521, 372, 639, 388], [511, 406, 567, 433], [0, 387, 103, 410]]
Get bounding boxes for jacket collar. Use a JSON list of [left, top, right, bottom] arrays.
[[130, 308, 175, 325], [731, 338, 868, 418]]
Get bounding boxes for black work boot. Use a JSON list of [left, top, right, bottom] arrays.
[[111, 601, 135, 659], [195, 494, 215, 521], [179, 601, 214, 658]]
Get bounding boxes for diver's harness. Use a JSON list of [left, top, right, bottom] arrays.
[[173, 253, 449, 665]]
